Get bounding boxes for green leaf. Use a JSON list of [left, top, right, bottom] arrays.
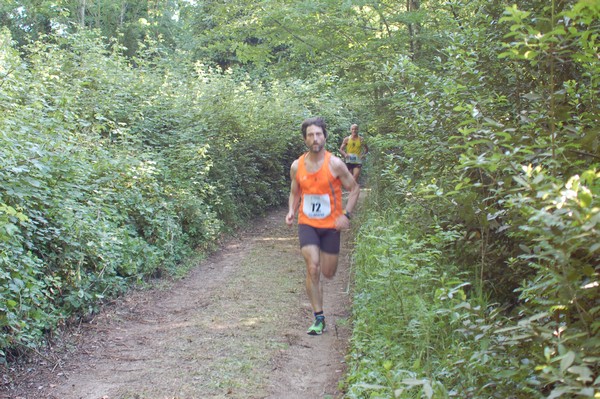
[[560, 351, 575, 372], [577, 188, 592, 208], [513, 175, 530, 188], [5, 300, 18, 310], [567, 365, 593, 382], [580, 170, 597, 186], [548, 386, 571, 399], [522, 92, 542, 101]]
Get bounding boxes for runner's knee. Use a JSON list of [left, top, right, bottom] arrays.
[[320, 256, 338, 279], [322, 268, 337, 279], [306, 262, 320, 279]]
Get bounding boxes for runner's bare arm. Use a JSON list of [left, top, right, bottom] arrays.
[[331, 156, 360, 230], [286, 160, 300, 226], [336, 159, 359, 213], [339, 137, 348, 157]]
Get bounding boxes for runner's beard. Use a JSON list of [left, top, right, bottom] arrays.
[[309, 142, 324, 153]]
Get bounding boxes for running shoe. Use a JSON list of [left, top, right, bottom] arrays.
[[307, 316, 326, 335]]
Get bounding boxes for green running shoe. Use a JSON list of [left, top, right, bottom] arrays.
[[307, 316, 326, 335]]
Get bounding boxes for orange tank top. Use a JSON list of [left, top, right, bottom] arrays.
[[296, 151, 343, 228]]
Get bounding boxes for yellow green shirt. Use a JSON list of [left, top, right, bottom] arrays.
[[346, 137, 363, 164]]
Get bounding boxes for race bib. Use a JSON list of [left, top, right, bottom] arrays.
[[303, 194, 331, 219], [346, 154, 360, 163]]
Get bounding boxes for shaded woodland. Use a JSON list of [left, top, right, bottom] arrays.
[[1, 0, 598, 397]]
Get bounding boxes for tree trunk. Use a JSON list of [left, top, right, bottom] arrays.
[[79, 0, 86, 27], [120, 2, 127, 27], [407, 0, 420, 60], [95, 1, 100, 29]]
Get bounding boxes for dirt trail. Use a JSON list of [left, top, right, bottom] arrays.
[[2, 207, 353, 399]]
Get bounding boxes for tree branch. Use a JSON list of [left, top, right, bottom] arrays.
[[0, 66, 17, 89], [262, 10, 348, 64]]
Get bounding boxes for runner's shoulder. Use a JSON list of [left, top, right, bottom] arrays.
[[290, 158, 300, 177], [329, 153, 347, 171]]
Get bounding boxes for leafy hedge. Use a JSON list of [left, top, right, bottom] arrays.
[[0, 28, 350, 359], [345, 1, 598, 398], [347, 166, 598, 398]]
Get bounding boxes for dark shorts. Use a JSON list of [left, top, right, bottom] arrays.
[[346, 163, 362, 173], [298, 224, 341, 254]]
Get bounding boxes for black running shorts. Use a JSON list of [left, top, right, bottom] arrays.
[[298, 224, 341, 254], [345, 163, 362, 173]]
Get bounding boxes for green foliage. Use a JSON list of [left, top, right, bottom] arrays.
[[2, 1, 598, 397], [343, 0, 599, 398], [346, 166, 598, 397], [1, 27, 201, 352], [346, 204, 538, 398], [500, 168, 600, 398], [0, 0, 180, 58], [0, 18, 354, 359]]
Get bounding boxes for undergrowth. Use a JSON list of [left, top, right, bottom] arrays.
[[344, 166, 599, 398], [345, 208, 534, 398]]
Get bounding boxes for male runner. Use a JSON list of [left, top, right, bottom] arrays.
[[339, 123, 369, 182], [285, 117, 360, 335]]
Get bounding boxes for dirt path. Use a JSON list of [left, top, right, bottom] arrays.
[[2, 207, 354, 399]]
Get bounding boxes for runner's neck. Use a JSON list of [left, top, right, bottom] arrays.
[[304, 150, 327, 173]]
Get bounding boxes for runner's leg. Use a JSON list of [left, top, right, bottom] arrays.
[[320, 251, 339, 279], [353, 165, 361, 181], [301, 244, 323, 313]]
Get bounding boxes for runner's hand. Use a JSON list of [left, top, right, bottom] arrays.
[[335, 214, 350, 231], [285, 211, 295, 226]]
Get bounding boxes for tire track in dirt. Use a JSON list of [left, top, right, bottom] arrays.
[[3, 207, 353, 399]]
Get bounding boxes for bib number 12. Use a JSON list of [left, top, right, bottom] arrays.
[[303, 194, 331, 219]]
